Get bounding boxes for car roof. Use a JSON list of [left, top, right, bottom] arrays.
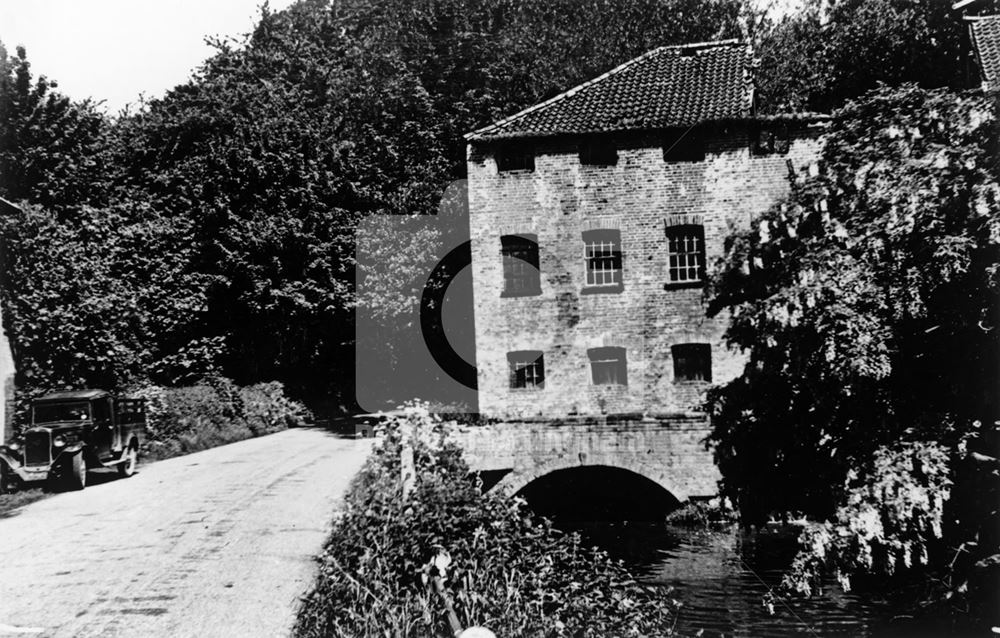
[[35, 389, 110, 402]]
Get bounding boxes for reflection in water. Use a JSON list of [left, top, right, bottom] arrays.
[[517, 466, 901, 638], [568, 521, 888, 638]]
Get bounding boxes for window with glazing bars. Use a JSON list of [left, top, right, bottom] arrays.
[[672, 343, 712, 382], [583, 229, 622, 288], [665, 224, 705, 286], [501, 234, 540, 296], [508, 351, 544, 389], [587, 346, 627, 386]]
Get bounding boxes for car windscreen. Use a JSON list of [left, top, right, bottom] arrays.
[[33, 402, 91, 424]]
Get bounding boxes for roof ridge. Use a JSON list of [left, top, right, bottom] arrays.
[[661, 38, 741, 49], [465, 39, 747, 141]]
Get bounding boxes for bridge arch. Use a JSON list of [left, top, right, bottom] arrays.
[[493, 457, 690, 503]]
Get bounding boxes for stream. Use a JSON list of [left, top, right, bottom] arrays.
[[566, 521, 896, 638]]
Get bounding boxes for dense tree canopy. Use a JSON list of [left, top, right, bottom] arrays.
[[706, 85, 999, 622], [0, 43, 108, 210], [755, 0, 998, 113]]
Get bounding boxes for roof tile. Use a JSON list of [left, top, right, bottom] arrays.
[[970, 15, 1000, 94], [467, 40, 754, 141]]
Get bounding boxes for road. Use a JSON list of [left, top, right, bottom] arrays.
[[0, 428, 371, 638]]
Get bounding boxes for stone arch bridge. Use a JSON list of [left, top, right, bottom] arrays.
[[450, 415, 719, 502]]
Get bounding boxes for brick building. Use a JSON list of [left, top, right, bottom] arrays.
[[465, 39, 826, 419]]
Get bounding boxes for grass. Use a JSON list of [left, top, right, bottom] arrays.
[[0, 484, 49, 518]]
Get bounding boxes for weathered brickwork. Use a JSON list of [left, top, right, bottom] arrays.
[[451, 416, 720, 499], [467, 125, 823, 419]]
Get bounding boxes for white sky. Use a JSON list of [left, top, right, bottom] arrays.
[[0, 0, 298, 113]]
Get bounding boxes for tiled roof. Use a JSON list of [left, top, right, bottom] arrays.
[[969, 15, 1000, 94], [467, 40, 754, 141]]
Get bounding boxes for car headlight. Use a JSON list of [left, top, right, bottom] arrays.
[[53, 435, 66, 448], [7, 440, 20, 451]]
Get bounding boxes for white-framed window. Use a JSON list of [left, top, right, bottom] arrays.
[[508, 350, 545, 389], [582, 229, 623, 291], [665, 224, 705, 288], [587, 346, 627, 386]]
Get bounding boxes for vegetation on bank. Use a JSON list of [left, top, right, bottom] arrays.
[[664, 499, 737, 529], [706, 85, 1000, 628], [295, 407, 681, 638]]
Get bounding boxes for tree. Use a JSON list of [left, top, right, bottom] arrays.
[[0, 43, 109, 210], [706, 85, 1000, 624], [755, 0, 998, 113]]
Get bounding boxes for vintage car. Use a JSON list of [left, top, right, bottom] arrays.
[[0, 390, 145, 491]]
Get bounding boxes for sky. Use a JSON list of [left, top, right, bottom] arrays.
[[0, 0, 298, 113]]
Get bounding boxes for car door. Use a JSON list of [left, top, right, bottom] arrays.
[[91, 398, 116, 460]]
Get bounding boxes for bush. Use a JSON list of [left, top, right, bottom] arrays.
[[294, 405, 680, 638], [133, 377, 307, 460], [664, 499, 737, 529]]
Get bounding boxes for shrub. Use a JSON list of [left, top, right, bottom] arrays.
[[294, 405, 680, 638], [240, 381, 309, 436], [132, 377, 306, 460], [664, 499, 737, 529]]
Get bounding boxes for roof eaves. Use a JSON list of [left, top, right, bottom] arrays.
[[470, 112, 832, 143]]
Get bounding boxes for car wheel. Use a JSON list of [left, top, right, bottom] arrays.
[[118, 444, 137, 478], [65, 452, 86, 491], [0, 464, 20, 494]]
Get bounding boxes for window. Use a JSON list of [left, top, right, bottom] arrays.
[[496, 145, 535, 172], [663, 129, 705, 162], [501, 234, 541, 297], [582, 229, 623, 293], [751, 125, 790, 156], [93, 399, 111, 423], [665, 224, 705, 289], [672, 343, 712, 382], [508, 350, 544, 389], [579, 137, 618, 166], [588, 347, 628, 386]]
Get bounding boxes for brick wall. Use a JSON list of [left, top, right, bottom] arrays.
[[468, 124, 823, 418]]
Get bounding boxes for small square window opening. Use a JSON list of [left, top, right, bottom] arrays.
[[588, 347, 628, 386], [496, 146, 535, 172], [579, 138, 618, 166], [508, 351, 545, 389], [672, 343, 712, 382]]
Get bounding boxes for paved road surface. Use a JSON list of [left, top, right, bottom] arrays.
[[0, 428, 371, 638]]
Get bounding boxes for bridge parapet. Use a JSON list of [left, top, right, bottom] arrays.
[[449, 416, 719, 502]]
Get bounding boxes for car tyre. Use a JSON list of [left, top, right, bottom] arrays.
[[65, 452, 86, 491], [0, 463, 20, 494], [118, 444, 137, 478]]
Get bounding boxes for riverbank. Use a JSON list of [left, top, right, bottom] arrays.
[[295, 407, 685, 638]]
